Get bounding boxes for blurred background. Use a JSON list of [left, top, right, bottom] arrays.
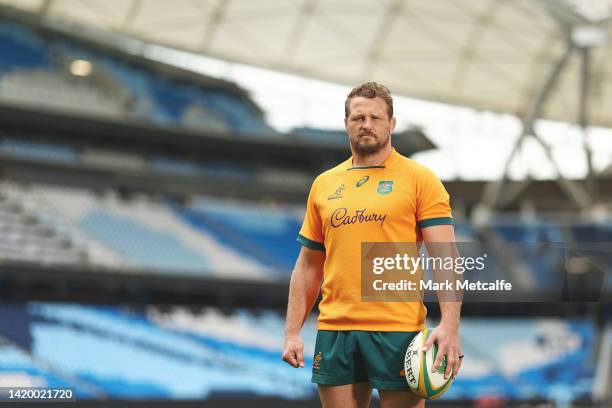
[[0, 0, 609, 407]]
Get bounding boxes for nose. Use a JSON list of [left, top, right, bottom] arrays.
[[361, 117, 373, 131]]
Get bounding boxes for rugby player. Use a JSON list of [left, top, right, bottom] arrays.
[[282, 82, 462, 408]]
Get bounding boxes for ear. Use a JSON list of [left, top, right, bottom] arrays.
[[390, 116, 396, 133], [344, 117, 348, 130]]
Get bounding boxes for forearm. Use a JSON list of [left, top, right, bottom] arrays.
[[425, 232, 462, 328], [285, 262, 322, 336], [439, 300, 461, 328]]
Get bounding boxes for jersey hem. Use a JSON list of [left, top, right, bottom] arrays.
[[316, 323, 425, 332]]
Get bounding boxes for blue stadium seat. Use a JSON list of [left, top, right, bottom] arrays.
[[0, 23, 49, 70], [174, 199, 302, 277], [80, 210, 211, 275]]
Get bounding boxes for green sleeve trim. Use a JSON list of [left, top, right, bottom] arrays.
[[418, 217, 454, 228], [297, 234, 325, 252]]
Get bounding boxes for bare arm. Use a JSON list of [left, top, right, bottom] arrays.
[[282, 246, 325, 367], [421, 224, 463, 379]]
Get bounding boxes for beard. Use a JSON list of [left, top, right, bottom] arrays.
[[350, 131, 390, 156]]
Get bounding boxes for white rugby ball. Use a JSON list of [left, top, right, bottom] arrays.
[[404, 328, 454, 400]]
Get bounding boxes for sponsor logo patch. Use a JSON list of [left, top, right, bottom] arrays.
[[330, 208, 387, 228]]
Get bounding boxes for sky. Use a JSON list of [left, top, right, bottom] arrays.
[[144, 44, 612, 182]]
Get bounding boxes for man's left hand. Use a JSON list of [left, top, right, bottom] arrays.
[[422, 322, 462, 379]]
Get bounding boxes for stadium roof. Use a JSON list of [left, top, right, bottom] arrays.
[[1, 0, 612, 126]]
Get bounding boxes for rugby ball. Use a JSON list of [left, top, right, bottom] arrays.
[[404, 328, 454, 399]]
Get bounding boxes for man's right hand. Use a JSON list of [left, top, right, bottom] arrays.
[[282, 335, 305, 368]]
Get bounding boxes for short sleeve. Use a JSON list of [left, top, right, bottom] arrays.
[[416, 167, 454, 229], [297, 179, 325, 251]]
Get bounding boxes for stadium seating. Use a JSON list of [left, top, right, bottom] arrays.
[[2, 179, 610, 290], [0, 138, 77, 165], [47, 42, 274, 135], [0, 136, 257, 182], [0, 185, 87, 266], [491, 221, 607, 292], [0, 21, 272, 135], [176, 197, 303, 277], [0, 70, 126, 117], [0, 302, 598, 401], [0, 343, 92, 396], [0, 23, 49, 71], [450, 319, 596, 401], [0, 22, 355, 142], [0, 302, 317, 399], [0, 183, 268, 279], [150, 156, 201, 177]]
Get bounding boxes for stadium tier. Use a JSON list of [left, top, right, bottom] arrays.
[[0, 138, 77, 165], [0, 21, 274, 136], [491, 221, 612, 294], [0, 183, 298, 279], [0, 302, 318, 400], [0, 136, 260, 183], [2, 181, 611, 295], [175, 197, 303, 274], [0, 302, 598, 402], [0, 343, 94, 396], [0, 21, 49, 70]]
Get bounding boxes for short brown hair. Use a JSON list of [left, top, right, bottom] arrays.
[[344, 82, 393, 119]]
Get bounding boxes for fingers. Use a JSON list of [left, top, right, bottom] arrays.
[[297, 346, 305, 368], [282, 348, 299, 367], [422, 330, 437, 352], [431, 344, 445, 373], [282, 339, 304, 368], [444, 351, 457, 379], [425, 331, 447, 375], [452, 354, 463, 379]]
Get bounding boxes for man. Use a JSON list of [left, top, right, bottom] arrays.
[[282, 82, 462, 408]]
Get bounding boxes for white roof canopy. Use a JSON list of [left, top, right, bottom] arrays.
[[1, 0, 612, 127]]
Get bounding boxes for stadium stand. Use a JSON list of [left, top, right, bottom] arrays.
[[0, 20, 437, 146], [0, 137, 77, 165], [2, 178, 611, 294], [0, 21, 274, 136], [0, 22, 49, 71], [176, 197, 303, 276], [489, 220, 612, 295], [0, 302, 317, 400], [3, 183, 269, 279], [0, 302, 598, 402], [0, 70, 126, 117], [0, 342, 94, 395]]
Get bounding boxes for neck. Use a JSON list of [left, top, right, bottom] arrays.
[[352, 144, 393, 167]]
